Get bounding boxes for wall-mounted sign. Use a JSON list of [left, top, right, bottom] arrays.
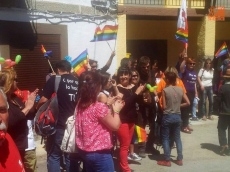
[[208, 6, 225, 21]]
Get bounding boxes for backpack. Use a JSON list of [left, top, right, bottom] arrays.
[[34, 75, 61, 137]]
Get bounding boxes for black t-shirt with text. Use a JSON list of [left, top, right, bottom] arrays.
[[42, 74, 78, 128]]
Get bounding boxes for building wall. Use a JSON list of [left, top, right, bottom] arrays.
[[0, 1, 118, 75], [216, 21, 230, 40], [126, 19, 204, 66], [117, 14, 127, 68], [36, 23, 68, 59]]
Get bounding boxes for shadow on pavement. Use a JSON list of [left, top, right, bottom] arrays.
[[148, 154, 164, 161], [200, 143, 220, 155]]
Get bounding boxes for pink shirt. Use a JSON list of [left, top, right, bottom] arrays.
[[76, 102, 113, 152]]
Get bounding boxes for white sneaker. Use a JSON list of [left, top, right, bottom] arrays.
[[127, 153, 142, 161]]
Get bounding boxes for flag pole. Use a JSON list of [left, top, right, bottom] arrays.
[[94, 25, 99, 60], [106, 41, 113, 51], [114, 39, 117, 51], [47, 59, 54, 73], [114, 22, 117, 51], [185, 43, 188, 54]]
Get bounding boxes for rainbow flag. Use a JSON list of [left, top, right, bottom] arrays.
[[215, 42, 229, 58], [41, 45, 52, 58], [175, 0, 188, 43], [134, 125, 147, 143], [71, 49, 88, 76], [91, 25, 118, 42], [41, 44, 46, 53]]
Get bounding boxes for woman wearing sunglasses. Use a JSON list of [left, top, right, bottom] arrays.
[[116, 67, 145, 172], [197, 58, 214, 120], [180, 56, 198, 134]]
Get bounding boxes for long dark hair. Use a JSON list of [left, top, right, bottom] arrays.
[[100, 72, 111, 90], [76, 71, 102, 110], [116, 66, 131, 84]]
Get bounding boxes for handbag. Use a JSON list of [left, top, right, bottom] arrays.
[[60, 107, 78, 153], [197, 69, 205, 92]]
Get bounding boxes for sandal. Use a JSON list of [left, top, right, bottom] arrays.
[[187, 126, 193, 131], [181, 127, 191, 134], [220, 145, 228, 155], [202, 116, 207, 121], [208, 116, 214, 120]]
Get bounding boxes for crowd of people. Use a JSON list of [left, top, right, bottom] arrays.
[[0, 49, 230, 172]]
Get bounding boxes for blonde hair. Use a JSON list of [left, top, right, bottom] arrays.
[[164, 66, 179, 78], [0, 68, 17, 94]]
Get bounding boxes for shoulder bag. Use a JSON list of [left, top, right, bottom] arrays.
[[60, 107, 78, 153]]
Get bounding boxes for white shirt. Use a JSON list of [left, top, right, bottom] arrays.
[[25, 120, 36, 151], [198, 68, 214, 87]]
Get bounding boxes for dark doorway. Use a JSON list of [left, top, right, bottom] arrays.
[[127, 40, 167, 71], [11, 34, 61, 91]]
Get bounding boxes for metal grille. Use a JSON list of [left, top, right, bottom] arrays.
[[119, 0, 230, 9], [118, 0, 204, 7], [215, 0, 230, 7]]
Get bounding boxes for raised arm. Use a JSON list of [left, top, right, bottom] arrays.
[[180, 53, 187, 74], [100, 51, 116, 73], [180, 59, 186, 74]]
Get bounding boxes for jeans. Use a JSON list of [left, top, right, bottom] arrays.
[[161, 114, 183, 161], [117, 123, 134, 172], [217, 115, 230, 147], [201, 86, 213, 117], [46, 129, 73, 172], [139, 104, 156, 149], [78, 149, 114, 172], [192, 97, 199, 118]]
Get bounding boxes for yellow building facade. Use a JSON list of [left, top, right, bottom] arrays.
[[117, 0, 230, 71]]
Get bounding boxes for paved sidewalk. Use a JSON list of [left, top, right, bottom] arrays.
[[36, 115, 230, 172]]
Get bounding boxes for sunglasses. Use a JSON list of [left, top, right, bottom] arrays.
[[189, 63, 196, 66], [132, 75, 138, 78]]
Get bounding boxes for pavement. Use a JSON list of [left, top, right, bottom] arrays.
[[35, 115, 230, 172]]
